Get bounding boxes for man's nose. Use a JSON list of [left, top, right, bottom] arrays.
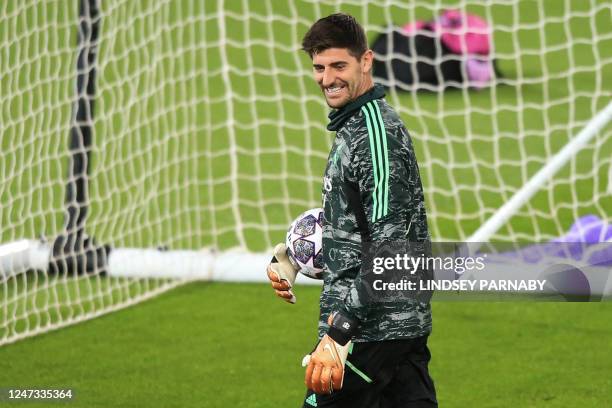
[[321, 68, 334, 87]]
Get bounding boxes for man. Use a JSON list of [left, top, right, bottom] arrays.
[[267, 13, 437, 408]]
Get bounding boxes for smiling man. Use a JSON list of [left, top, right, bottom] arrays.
[[289, 13, 438, 408]]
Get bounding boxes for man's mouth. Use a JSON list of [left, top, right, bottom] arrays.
[[324, 84, 346, 96]]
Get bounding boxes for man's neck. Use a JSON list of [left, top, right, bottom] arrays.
[[353, 77, 374, 102]]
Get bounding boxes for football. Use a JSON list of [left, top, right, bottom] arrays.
[[285, 208, 325, 279]]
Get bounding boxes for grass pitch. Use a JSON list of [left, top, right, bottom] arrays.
[[1, 282, 611, 407]]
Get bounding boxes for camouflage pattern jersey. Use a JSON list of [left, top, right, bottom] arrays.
[[318, 84, 432, 342]]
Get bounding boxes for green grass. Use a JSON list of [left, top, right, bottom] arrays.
[[1, 283, 611, 407], [0, 272, 179, 340]]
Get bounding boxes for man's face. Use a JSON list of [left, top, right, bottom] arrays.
[[312, 48, 373, 109]]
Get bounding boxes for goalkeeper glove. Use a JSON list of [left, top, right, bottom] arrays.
[[303, 312, 357, 394], [266, 243, 298, 304]]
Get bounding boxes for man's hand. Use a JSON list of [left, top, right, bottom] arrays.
[[266, 243, 299, 304], [303, 313, 353, 394], [303, 335, 350, 394]]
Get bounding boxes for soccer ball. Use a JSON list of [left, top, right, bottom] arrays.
[[285, 208, 324, 279]]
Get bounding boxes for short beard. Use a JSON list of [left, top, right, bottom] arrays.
[[325, 90, 353, 109], [326, 97, 349, 109]]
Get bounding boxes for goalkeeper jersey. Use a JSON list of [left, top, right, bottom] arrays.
[[319, 84, 432, 342]]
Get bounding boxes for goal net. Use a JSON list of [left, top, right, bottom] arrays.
[[1, 0, 610, 345]]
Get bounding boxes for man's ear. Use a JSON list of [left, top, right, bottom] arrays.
[[361, 49, 374, 74]]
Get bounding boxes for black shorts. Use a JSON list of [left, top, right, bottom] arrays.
[[302, 336, 437, 408]]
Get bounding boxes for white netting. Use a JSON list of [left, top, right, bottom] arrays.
[[1, 0, 611, 345]]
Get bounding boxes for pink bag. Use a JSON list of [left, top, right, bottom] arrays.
[[373, 9, 498, 90]]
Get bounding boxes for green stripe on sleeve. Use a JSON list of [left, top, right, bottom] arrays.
[[373, 101, 390, 217], [366, 102, 387, 221], [361, 106, 380, 221]]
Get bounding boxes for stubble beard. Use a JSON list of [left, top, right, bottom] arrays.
[[324, 82, 354, 109]]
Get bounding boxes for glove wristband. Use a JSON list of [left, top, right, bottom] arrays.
[[327, 312, 358, 346]]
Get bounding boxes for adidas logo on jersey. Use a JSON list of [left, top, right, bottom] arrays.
[[305, 393, 317, 406]]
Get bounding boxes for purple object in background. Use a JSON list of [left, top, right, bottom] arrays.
[[496, 215, 612, 266], [553, 215, 612, 266], [465, 59, 493, 88], [551, 214, 612, 243]]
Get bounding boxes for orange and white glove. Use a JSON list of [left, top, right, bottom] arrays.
[[266, 243, 299, 304], [302, 312, 357, 394]]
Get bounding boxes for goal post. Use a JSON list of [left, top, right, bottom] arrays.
[[468, 101, 612, 243], [1, 0, 611, 345]]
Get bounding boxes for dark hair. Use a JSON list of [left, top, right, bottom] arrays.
[[301, 13, 368, 59]]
